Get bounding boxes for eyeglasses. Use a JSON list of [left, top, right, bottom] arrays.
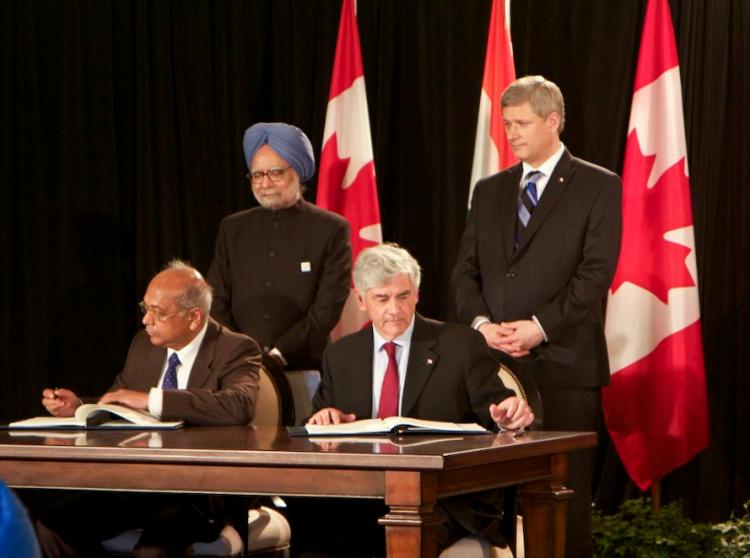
[[138, 301, 183, 322], [246, 167, 290, 183]]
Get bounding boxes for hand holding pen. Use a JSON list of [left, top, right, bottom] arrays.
[[490, 397, 534, 437], [41, 388, 82, 417]]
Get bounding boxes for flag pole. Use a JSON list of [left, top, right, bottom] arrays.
[[651, 481, 661, 512]]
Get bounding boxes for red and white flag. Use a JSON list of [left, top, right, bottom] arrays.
[[468, 0, 516, 207], [317, 0, 382, 338], [604, 0, 709, 490]]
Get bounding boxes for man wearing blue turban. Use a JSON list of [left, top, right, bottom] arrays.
[[208, 123, 352, 384]]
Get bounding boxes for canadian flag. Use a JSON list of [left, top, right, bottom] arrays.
[[468, 0, 516, 207], [317, 0, 382, 338], [603, 0, 709, 490]]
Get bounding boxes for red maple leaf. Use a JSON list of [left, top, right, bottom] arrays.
[[610, 131, 695, 303], [317, 133, 380, 258]]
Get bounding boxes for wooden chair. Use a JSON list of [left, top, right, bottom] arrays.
[[258, 354, 296, 426], [496, 362, 544, 427], [102, 365, 292, 557], [102, 506, 290, 557], [252, 363, 287, 427]]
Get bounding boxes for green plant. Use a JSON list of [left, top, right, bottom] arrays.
[[593, 498, 719, 557], [713, 502, 750, 558]]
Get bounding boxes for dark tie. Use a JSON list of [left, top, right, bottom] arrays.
[[162, 353, 180, 390], [515, 170, 542, 248], [377, 342, 399, 418]]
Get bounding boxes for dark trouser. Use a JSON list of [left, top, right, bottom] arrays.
[[285, 497, 387, 558], [284, 492, 506, 558], [36, 492, 223, 558], [538, 384, 601, 558]]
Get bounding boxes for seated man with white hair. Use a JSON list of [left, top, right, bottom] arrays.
[[288, 243, 534, 558]]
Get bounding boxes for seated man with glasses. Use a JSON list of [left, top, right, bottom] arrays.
[[208, 122, 352, 374], [36, 259, 261, 558]]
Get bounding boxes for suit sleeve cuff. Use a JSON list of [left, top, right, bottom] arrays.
[[471, 316, 491, 330], [269, 347, 288, 367], [148, 387, 163, 418], [531, 315, 548, 342]]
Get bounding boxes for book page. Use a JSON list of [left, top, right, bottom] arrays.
[[302, 417, 487, 436], [382, 416, 487, 433], [8, 416, 82, 429], [78, 404, 164, 427], [304, 418, 387, 436], [8, 404, 183, 430]]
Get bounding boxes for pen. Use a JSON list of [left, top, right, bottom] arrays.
[[496, 423, 525, 438]]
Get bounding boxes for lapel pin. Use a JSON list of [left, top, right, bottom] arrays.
[[558, 177, 564, 182], [426, 358, 434, 365]]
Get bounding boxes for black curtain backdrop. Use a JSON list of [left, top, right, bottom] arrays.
[[1, 0, 748, 522]]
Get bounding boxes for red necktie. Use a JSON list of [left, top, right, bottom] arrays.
[[377, 342, 399, 418]]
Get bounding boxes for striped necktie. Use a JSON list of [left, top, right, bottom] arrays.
[[515, 170, 542, 248]]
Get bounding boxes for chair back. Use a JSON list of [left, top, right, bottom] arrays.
[[250, 366, 284, 427], [284, 369, 321, 425], [497, 363, 543, 429]]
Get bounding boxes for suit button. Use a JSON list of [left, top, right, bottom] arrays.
[[269, 251, 276, 258], [272, 222, 280, 229], [265, 280, 272, 288], [263, 345, 270, 352], [506, 272, 516, 278], [262, 313, 270, 320]]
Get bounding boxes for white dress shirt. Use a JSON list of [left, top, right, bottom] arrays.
[[519, 141, 566, 199], [147, 320, 209, 417], [370, 315, 416, 418]]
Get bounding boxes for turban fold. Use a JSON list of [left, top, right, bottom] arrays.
[[242, 122, 315, 182]]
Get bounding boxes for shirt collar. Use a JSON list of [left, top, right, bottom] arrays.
[[372, 314, 416, 351], [521, 142, 566, 181], [168, 319, 209, 364]]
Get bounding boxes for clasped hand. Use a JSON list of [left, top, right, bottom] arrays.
[[479, 319, 543, 357]]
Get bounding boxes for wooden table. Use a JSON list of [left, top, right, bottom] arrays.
[[0, 426, 596, 557]]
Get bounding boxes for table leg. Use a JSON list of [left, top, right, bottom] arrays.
[[379, 471, 442, 558], [518, 454, 573, 558]]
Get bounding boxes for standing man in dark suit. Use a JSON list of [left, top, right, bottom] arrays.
[[293, 243, 533, 557], [452, 75, 622, 558], [36, 260, 261, 558], [208, 122, 351, 372]]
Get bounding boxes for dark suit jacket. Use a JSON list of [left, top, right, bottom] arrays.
[[311, 314, 514, 429], [311, 314, 515, 545], [110, 318, 261, 425], [452, 149, 622, 388], [208, 199, 351, 369], [38, 319, 263, 548]]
